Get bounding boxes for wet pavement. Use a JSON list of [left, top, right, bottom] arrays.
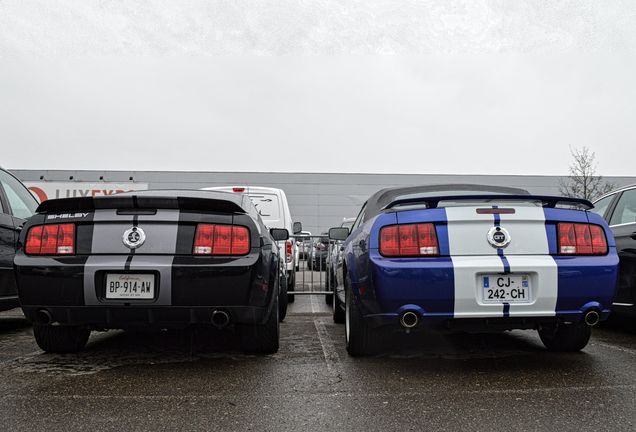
[[0, 296, 635, 431]]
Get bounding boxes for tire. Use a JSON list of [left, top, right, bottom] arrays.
[[538, 321, 592, 352], [325, 269, 334, 305], [33, 324, 90, 353], [287, 271, 296, 303], [333, 285, 345, 324], [278, 274, 288, 322], [345, 276, 380, 356], [240, 294, 280, 354]]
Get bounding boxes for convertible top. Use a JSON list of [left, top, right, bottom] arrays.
[[362, 184, 593, 222]]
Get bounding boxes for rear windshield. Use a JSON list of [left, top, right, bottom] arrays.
[[248, 193, 283, 227]]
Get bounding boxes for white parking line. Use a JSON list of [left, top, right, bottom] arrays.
[[594, 342, 636, 357], [314, 318, 341, 375]]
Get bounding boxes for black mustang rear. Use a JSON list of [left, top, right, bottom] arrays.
[[14, 190, 288, 354]]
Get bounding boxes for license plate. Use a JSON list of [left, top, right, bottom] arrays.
[[481, 274, 530, 303], [105, 274, 155, 299]]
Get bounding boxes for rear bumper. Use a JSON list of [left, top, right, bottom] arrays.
[[15, 252, 277, 326], [22, 305, 270, 328], [357, 253, 619, 328]]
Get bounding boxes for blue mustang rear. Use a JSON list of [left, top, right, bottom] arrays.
[[330, 185, 619, 356]]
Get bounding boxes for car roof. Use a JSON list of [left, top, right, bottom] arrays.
[[363, 184, 530, 222], [594, 184, 636, 202]]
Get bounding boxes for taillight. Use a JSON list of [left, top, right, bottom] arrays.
[[193, 224, 250, 255], [285, 240, 293, 262], [25, 223, 75, 255], [557, 223, 607, 255], [379, 223, 439, 257]]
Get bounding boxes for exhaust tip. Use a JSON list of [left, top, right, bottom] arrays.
[[211, 310, 230, 329], [35, 309, 53, 325], [400, 311, 419, 329], [584, 310, 600, 327]]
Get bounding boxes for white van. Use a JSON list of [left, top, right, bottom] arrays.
[[201, 186, 300, 299]]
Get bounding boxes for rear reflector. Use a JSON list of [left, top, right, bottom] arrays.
[[380, 223, 439, 257], [25, 223, 75, 255], [193, 224, 250, 255], [557, 223, 608, 255]]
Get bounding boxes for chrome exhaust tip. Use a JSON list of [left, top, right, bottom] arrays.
[[400, 311, 419, 329], [211, 310, 230, 329], [35, 309, 53, 325], [584, 310, 600, 327]]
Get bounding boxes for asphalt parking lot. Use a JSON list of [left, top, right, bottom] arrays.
[[1, 288, 635, 431]]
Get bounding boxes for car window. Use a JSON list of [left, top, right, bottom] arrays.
[[0, 170, 38, 219], [248, 193, 283, 228], [351, 203, 367, 232], [591, 194, 615, 221], [610, 189, 636, 226]]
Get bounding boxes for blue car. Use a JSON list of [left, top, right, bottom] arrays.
[[329, 185, 619, 356]]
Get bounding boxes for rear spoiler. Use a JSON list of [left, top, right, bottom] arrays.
[[36, 195, 246, 214], [383, 194, 594, 211]]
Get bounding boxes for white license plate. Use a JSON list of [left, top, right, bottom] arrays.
[[105, 274, 155, 299], [481, 274, 530, 303]]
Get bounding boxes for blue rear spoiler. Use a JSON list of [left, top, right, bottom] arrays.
[[383, 195, 594, 211]]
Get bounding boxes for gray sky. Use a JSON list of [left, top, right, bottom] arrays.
[[1, 1, 635, 175]]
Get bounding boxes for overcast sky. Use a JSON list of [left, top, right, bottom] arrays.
[[1, 1, 634, 176]]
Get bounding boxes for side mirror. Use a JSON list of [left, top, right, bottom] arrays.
[[292, 221, 302, 234], [328, 227, 349, 241], [270, 228, 289, 241]]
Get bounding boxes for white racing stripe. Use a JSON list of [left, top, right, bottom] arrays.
[[447, 204, 557, 318]]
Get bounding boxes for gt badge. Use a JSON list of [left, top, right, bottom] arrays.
[[487, 226, 511, 249], [123, 227, 146, 249]]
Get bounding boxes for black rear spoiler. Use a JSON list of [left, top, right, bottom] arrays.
[[36, 195, 246, 214], [384, 194, 594, 211]]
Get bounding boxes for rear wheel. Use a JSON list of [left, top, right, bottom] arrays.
[[325, 270, 334, 305], [333, 286, 345, 324], [33, 324, 90, 353], [287, 271, 295, 303], [278, 274, 288, 322], [240, 295, 280, 354], [538, 321, 592, 352], [345, 278, 380, 356]]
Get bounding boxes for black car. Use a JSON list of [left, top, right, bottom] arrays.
[[14, 189, 288, 354], [0, 168, 38, 311], [593, 186, 636, 319]]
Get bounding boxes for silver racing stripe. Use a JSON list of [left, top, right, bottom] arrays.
[[83, 209, 180, 306], [90, 210, 180, 255]]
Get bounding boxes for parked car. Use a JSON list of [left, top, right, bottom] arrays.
[[592, 185, 636, 319], [297, 231, 312, 259], [14, 190, 288, 353], [307, 234, 330, 271], [0, 168, 39, 311], [330, 184, 619, 356], [202, 186, 301, 302], [325, 218, 355, 304]]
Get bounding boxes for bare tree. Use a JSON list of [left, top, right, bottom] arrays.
[[559, 147, 615, 201]]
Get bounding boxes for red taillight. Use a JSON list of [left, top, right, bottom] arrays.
[[379, 223, 439, 257], [25, 224, 75, 255], [557, 223, 607, 255], [232, 187, 246, 193], [285, 240, 293, 262], [193, 224, 250, 255]]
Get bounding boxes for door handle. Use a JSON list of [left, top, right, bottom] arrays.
[[630, 232, 636, 240]]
